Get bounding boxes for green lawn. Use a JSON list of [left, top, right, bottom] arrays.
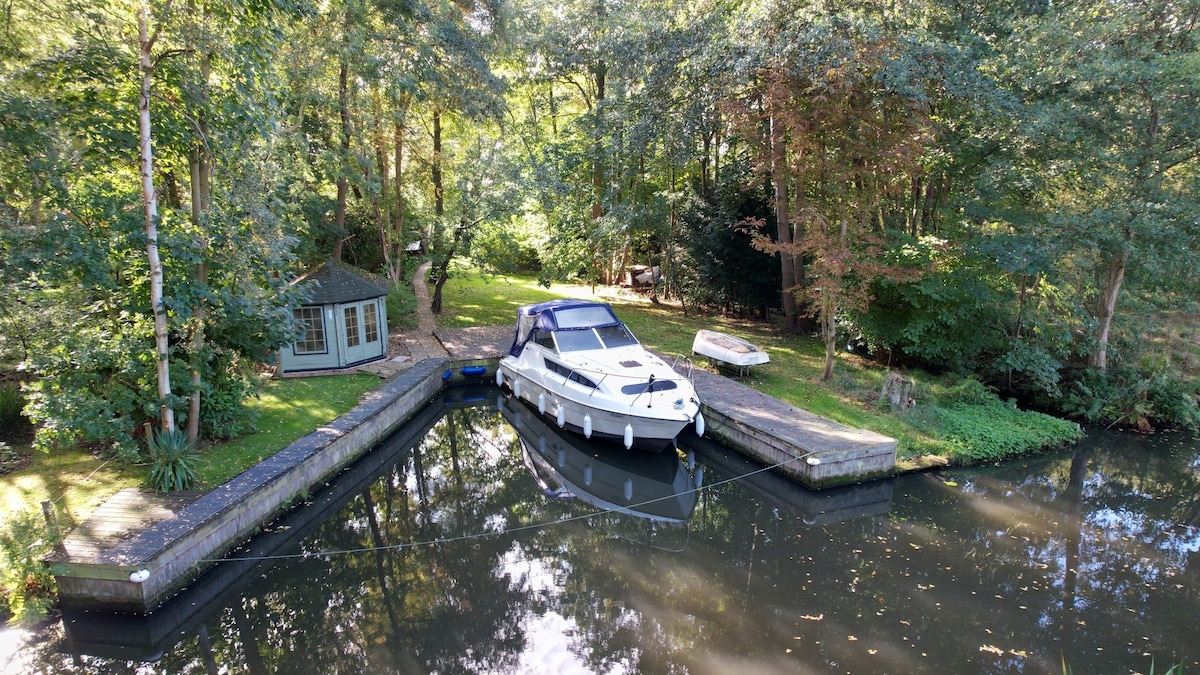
[[195, 374, 380, 486], [0, 373, 380, 526]]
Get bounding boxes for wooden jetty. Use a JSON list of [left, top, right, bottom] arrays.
[[46, 324, 894, 613], [688, 367, 895, 489], [47, 357, 463, 613]]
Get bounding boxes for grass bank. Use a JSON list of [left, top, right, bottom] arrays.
[[0, 374, 380, 526], [436, 265, 1082, 465], [1, 372, 380, 622]]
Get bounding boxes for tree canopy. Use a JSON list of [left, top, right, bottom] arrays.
[[2, 0, 1198, 457]]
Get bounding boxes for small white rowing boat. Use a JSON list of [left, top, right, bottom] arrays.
[[691, 329, 769, 376]]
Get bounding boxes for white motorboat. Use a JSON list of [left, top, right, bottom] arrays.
[[691, 329, 770, 375], [496, 299, 704, 450]]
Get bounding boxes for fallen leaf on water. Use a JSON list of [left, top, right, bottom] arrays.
[[980, 645, 1004, 656]]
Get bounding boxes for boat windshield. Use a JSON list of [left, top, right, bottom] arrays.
[[554, 329, 604, 352], [552, 305, 618, 329], [596, 324, 637, 349]]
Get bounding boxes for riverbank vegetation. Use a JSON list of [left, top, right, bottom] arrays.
[[1, 0, 1197, 621], [440, 266, 1084, 464], [0, 374, 378, 622]]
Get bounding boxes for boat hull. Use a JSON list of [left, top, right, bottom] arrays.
[[498, 357, 695, 451]]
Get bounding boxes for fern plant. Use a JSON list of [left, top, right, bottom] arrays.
[[146, 428, 201, 492]]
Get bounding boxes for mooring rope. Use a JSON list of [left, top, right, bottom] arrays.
[[136, 448, 819, 573]]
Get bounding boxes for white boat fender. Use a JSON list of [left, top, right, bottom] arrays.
[[623, 424, 634, 449], [496, 370, 504, 387], [695, 412, 705, 437], [583, 414, 592, 438], [624, 478, 633, 502], [515, 410, 522, 428], [687, 450, 696, 471], [556, 404, 565, 428], [539, 434, 546, 454], [538, 392, 546, 415], [513, 378, 521, 399], [496, 394, 505, 412], [584, 464, 593, 486], [695, 466, 705, 488], [557, 449, 565, 468]]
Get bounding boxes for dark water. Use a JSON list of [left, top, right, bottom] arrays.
[[6, 387, 1199, 674]]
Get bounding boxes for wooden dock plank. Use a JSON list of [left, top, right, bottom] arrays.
[[58, 489, 202, 563], [690, 367, 896, 488]]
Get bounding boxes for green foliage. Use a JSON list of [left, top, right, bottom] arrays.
[[677, 168, 781, 316], [1061, 366, 1200, 433], [940, 377, 996, 405], [145, 428, 201, 492], [932, 399, 1083, 464], [0, 508, 59, 624], [468, 218, 542, 275], [386, 282, 419, 331], [23, 323, 158, 461], [0, 382, 27, 437], [854, 241, 1010, 374], [194, 355, 262, 440]]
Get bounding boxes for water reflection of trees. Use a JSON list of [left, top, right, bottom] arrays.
[[23, 412, 1200, 674], [148, 405, 536, 674]]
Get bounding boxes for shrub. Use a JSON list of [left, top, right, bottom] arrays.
[[146, 428, 201, 492], [195, 355, 262, 440], [0, 508, 59, 624], [940, 377, 996, 406], [386, 282, 418, 330], [1061, 366, 1200, 432], [933, 398, 1083, 464], [0, 382, 25, 436], [857, 264, 1011, 374]]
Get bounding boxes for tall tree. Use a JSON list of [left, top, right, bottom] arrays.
[[138, 0, 176, 434], [1004, 0, 1200, 371]]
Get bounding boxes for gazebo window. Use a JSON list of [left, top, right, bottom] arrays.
[[344, 306, 361, 348], [364, 303, 379, 343], [294, 307, 326, 354]]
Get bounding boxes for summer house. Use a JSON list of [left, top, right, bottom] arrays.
[[279, 260, 389, 373]]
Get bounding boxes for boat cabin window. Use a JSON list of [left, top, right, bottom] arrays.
[[533, 330, 555, 349], [596, 324, 637, 349], [620, 380, 678, 395], [544, 358, 598, 388], [554, 329, 603, 352]]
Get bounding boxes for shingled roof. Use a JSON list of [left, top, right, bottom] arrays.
[[292, 259, 389, 305]]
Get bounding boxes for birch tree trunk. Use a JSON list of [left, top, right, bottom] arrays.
[[139, 0, 175, 433], [1089, 248, 1128, 372]]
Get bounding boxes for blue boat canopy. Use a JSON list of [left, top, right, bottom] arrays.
[[508, 299, 623, 356]]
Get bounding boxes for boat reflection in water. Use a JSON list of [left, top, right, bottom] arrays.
[[498, 393, 700, 548]]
